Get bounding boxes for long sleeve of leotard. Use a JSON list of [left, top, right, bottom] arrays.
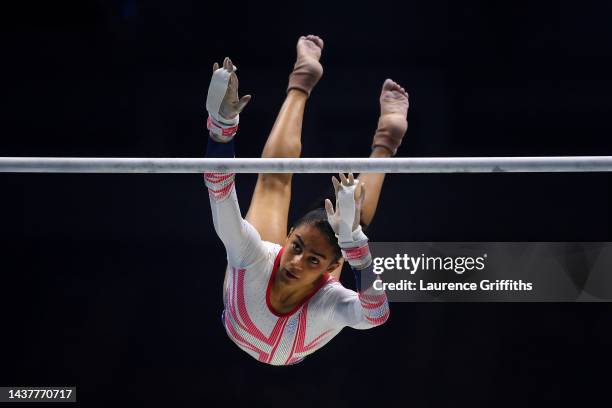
[[328, 263, 390, 330], [204, 138, 267, 268]]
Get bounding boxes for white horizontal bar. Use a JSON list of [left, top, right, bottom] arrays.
[[1, 157, 612, 173]]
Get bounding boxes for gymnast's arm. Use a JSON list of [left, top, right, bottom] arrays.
[[331, 263, 390, 330], [204, 139, 266, 268], [325, 173, 390, 329], [203, 58, 262, 268]]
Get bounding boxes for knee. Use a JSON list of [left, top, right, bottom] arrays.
[[258, 173, 293, 189], [262, 138, 302, 159]]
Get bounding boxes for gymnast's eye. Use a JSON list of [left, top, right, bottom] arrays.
[[309, 257, 320, 265], [292, 242, 301, 253]]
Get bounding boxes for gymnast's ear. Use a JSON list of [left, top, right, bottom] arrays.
[[326, 260, 341, 273], [287, 227, 295, 238]]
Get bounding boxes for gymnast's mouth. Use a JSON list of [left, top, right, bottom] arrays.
[[283, 268, 299, 280]]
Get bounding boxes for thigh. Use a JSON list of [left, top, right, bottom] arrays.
[[245, 174, 293, 245]]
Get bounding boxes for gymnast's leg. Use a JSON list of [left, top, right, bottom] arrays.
[[222, 35, 324, 301], [245, 35, 324, 245], [329, 79, 409, 280], [359, 78, 409, 228]]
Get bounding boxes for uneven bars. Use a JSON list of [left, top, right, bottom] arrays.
[[1, 157, 612, 174]]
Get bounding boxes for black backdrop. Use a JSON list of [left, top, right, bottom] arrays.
[[1, 1, 611, 407]]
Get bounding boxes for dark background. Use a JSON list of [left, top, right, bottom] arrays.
[[1, 0, 611, 406]]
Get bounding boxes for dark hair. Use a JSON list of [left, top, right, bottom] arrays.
[[292, 207, 342, 263]]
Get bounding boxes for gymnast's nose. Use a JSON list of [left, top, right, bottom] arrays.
[[289, 254, 305, 272]]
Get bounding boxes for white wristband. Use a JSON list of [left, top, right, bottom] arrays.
[[207, 115, 239, 141]]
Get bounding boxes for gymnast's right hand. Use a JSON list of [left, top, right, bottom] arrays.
[[325, 173, 372, 269], [206, 57, 252, 143]]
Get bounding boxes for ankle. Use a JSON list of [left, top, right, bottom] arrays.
[[287, 59, 323, 97], [370, 115, 407, 156], [371, 146, 393, 157]]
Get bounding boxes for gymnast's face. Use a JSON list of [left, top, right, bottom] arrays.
[[279, 224, 340, 287]]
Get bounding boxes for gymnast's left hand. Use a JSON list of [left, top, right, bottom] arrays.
[[212, 57, 252, 120]]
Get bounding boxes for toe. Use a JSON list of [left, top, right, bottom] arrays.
[[305, 34, 323, 49], [383, 78, 398, 91], [315, 36, 324, 49]]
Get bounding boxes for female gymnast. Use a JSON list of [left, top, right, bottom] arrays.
[[203, 35, 409, 365]]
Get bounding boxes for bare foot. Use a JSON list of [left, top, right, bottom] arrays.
[[379, 78, 408, 128], [372, 79, 409, 155], [287, 35, 324, 96], [297, 34, 324, 64]]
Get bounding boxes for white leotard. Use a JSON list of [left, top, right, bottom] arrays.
[[205, 170, 389, 366]]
